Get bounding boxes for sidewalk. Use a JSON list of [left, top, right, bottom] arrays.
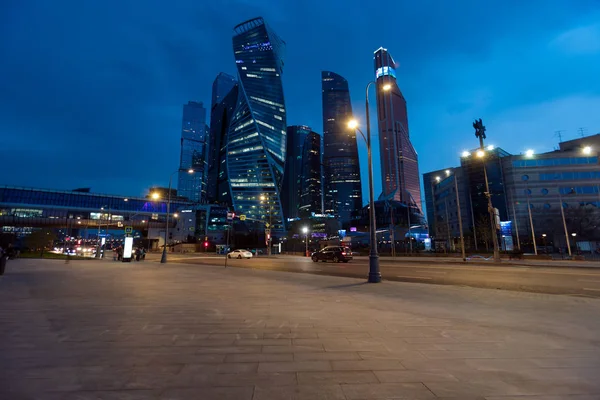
[[1, 259, 600, 399]]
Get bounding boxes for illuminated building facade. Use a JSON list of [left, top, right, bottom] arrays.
[[207, 73, 238, 205], [374, 47, 422, 213], [321, 71, 362, 228], [178, 101, 209, 203], [227, 17, 287, 232]]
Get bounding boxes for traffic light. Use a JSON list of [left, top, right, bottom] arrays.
[[204, 241, 209, 248]]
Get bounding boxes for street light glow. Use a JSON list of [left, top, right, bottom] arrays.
[[461, 151, 471, 158], [542, 233, 547, 237], [151, 192, 160, 200], [302, 226, 308, 234], [445, 169, 450, 176], [347, 119, 358, 129], [525, 149, 535, 157], [173, 213, 178, 218], [382, 84, 392, 91], [435, 176, 441, 182], [124, 198, 128, 202], [582, 146, 592, 155], [571, 233, 577, 237], [259, 195, 266, 201], [188, 169, 194, 173], [487, 145, 494, 151], [476, 150, 485, 158]]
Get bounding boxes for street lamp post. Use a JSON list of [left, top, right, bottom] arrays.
[[347, 82, 390, 283], [260, 194, 273, 256], [302, 226, 309, 257], [161, 169, 193, 264], [525, 186, 538, 255], [449, 170, 466, 261], [558, 187, 573, 257]]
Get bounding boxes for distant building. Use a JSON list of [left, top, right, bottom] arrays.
[[207, 73, 238, 206], [424, 134, 600, 253], [178, 101, 209, 203], [321, 71, 362, 228], [503, 134, 600, 250], [227, 17, 288, 233], [0, 185, 192, 249], [299, 130, 323, 218], [374, 47, 422, 213]]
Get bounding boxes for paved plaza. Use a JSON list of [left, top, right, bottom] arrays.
[[1, 259, 600, 399]]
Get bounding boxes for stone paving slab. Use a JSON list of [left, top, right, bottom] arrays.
[[1, 259, 600, 399]]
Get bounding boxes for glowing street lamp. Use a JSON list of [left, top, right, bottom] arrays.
[[461, 151, 471, 158], [582, 146, 592, 155], [151, 192, 160, 200], [525, 149, 534, 157], [476, 150, 485, 158], [302, 226, 309, 257]]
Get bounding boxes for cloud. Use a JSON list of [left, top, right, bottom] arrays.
[[550, 22, 600, 54]]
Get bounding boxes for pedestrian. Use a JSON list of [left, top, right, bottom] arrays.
[[141, 248, 146, 261], [117, 246, 123, 261], [135, 248, 141, 262], [113, 247, 118, 261]]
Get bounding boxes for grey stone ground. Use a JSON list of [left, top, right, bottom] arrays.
[[1, 259, 600, 400]]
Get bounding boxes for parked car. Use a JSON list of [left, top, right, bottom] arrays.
[[311, 246, 353, 263], [227, 249, 253, 259]]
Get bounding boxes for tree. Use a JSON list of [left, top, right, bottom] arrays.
[[475, 214, 492, 251], [24, 229, 57, 257]]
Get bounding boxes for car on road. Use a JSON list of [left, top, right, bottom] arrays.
[[311, 246, 353, 263], [227, 249, 253, 259]]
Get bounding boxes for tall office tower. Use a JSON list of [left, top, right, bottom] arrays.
[[374, 47, 422, 213], [321, 71, 362, 227], [281, 126, 323, 223], [298, 130, 323, 218], [228, 17, 287, 232], [178, 101, 208, 203], [282, 126, 310, 222], [207, 73, 238, 204]]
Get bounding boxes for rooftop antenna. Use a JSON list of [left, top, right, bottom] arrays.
[[554, 130, 565, 143], [577, 127, 587, 138]]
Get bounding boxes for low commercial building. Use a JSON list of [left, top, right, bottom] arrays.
[[423, 134, 600, 253]]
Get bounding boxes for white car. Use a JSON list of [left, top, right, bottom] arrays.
[[227, 249, 253, 259]]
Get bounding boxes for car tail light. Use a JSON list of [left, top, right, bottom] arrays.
[[341, 252, 346, 255]]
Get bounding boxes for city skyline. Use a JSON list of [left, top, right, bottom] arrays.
[[1, 1, 599, 200]]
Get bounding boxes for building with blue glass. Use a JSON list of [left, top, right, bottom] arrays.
[[178, 101, 209, 203], [207, 73, 238, 206], [227, 17, 287, 233], [503, 134, 600, 250], [424, 134, 600, 252], [321, 71, 362, 228], [299, 130, 323, 218], [281, 126, 322, 224]]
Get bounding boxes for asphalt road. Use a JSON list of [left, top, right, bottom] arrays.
[[148, 254, 600, 298]]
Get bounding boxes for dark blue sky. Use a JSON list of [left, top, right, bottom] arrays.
[[1, 0, 599, 202]]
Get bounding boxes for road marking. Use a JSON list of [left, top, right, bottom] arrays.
[[421, 271, 447, 275], [583, 288, 600, 292], [396, 275, 432, 280], [578, 279, 600, 283]]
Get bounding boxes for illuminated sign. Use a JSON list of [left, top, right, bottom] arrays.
[[180, 209, 193, 213], [375, 66, 396, 79], [123, 237, 133, 259], [350, 227, 357, 232]]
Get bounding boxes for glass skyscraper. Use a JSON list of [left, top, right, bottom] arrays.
[[207, 73, 238, 205], [227, 17, 287, 232], [374, 47, 422, 213], [299, 130, 323, 218], [282, 126, 323, 223], [321, 71, 362, 227], [178, 101, 208, 203]]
